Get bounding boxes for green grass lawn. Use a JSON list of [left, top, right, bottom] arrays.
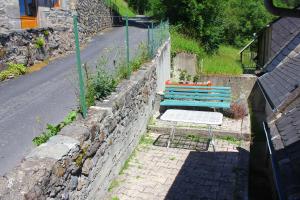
[[170, 29, 243, 75], [170, 29, 204, 57], [113, 0, 136, 17], [201, 45, 243, 75]]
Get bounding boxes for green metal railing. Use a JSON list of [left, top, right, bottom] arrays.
[[72, 14, 169, 117]]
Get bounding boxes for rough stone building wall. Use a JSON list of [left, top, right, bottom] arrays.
[[0, 28, 77, 70], [76, 0, 112, 36], [0, 0, 20, 33], [0, 40, 171, 200], [0, 0, 112, 71]]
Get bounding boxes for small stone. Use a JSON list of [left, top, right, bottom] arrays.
[[77, 177, 87, 191], [82, 158, 93, 176], [61, 191, 69, 200], [70, 176, 78, 191], [70, 165, 81, 175], [53, 164, 66, 177]]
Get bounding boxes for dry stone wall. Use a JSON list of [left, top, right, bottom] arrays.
[[0, 0, 112, 71], [0, 40, 171, 200], [0, 0, 20, 33]]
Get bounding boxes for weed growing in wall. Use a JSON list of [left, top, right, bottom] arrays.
[[35, 37, 45, 49], [32, 111, 77, 146], [116, 42, 150, 81], [43, 30, 50, 37]]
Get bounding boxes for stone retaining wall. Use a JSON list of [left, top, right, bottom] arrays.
[[0, 40, 171, 200], [0, 0, 112, 71], [199, 75, 257, 102]]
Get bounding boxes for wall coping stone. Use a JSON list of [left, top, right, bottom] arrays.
[[26, 135, 80, 160]]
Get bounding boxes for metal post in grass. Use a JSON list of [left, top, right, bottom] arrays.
[[73, 15, 87, 118]]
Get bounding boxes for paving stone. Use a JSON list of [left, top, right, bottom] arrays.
[[105, 133, 250, 200]]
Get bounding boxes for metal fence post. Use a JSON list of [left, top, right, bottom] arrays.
[[125, 15, 130, 78], [151, 22, 154, 57], [73, 15, 87, 118], [147, 25, 151, 57]]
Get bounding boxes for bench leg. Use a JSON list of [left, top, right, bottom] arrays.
[[168, 122, 177, 148]]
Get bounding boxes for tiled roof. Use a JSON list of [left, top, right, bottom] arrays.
[[259, 54, 300, 109], [271, 106, 300, 199], [270, 17, 300, 57], [264, 32, 300, 73]]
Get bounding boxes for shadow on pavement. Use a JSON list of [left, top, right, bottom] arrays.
[[163, 148, 249, 200]]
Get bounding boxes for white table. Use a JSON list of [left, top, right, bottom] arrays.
[[160, 109, 223, 151]]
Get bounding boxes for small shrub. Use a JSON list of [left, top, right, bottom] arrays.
[[116, 63, 130, 80], [130, 58, 142, 72], [0, 63, 27, 81], [91, 69, 117, 101], [35, 37, 45, 49], [186, 74, 192, 82], [179, 70, 187, 81], [226, 102, 247, 119], [193, 75, 199, 83]]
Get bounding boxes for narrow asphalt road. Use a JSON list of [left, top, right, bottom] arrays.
[[0, 26, 148, 175]]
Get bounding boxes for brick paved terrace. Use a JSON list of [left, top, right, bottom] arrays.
[[105, 133, 250, 200]]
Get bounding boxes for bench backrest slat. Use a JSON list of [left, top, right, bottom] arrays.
[[166, 85, 231, 90], [166, 89, 231, 94], [164, 92, 231, 98], [164, 95, 231, 101]]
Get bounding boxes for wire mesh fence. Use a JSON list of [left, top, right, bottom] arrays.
[[148, 20, 170, 58], [72, 15, 170, 117]]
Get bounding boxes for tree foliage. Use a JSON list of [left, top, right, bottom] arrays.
[[127, 0, 299, 53]]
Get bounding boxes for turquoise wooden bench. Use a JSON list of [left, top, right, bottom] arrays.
[[160, 85, 232, 109]]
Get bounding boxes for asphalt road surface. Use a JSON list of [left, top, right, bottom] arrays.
[[0, 26, 148, 175]]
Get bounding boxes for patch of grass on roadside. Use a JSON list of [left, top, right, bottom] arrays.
[[186, 134, 208, 142], [119, 133, 153, 175], [139, 133, 154, 146], [201, 45, 243, 75], [217, 135, 241, 145], [108, 180, 120, 192], [119, 150, 137, 175], [32, 111, 77, 146], [111, 197, 120, 200], [169, 157, 176, 161], [0, 63, 27, 81], [113, 0, 136, 17]]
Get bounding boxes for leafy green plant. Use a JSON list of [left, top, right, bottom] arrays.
[[111, 197, 120, 200], [0, 63, 27, 81], [217, 135, 241, 145], [43, 30, 50, 37], [193, 75, 199, 83], [92, 69, 117, 101], [186, 74, 192, 82], [32, 111, 77, 146], [108, 180, 120, 192], [116, 63, 130, 81], [179, 70, 187, 81], [35, 37, 45, 49]]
